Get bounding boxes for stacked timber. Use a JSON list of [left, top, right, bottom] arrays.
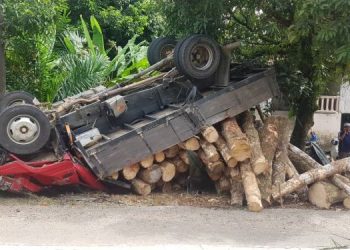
[[110, 110, 350, 211]]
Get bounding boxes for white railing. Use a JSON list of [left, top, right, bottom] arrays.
[[317, 95, 339, 113]]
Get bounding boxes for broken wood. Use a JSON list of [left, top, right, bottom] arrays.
[[201, 126, 219, 143], [140, 155, 154, 168], [308, 181, 348, 209], [241, 111, 268, 175], [214, 136, 238, 168], [138, 164, 162, 184], [160, 161, 176, 182], [131, 178, 151, 196], [272, 157, 350, 200], [222, 118, 251, 161], [122, 163, 140, 180], [240, 160, 263, 212]]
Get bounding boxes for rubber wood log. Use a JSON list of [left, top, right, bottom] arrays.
[[257, 116, 280, 205], [199, 139, 220, 162], [154, 151, 165, 163], [288, 144, 350, 195], [171, 156, 189, 173], [240, 160, 263, 212], [164, 145, 179, 158], [241, 111, 268, 175], [308, 181, 348, 209], [160, 161, 176, 182], [344, 197, 350, 209], [272, 157, 350, 200], [179, 150, 190, 165], [156, 180, 173, 193], [214, 136, 238, 168], [122, 163, 140, 180], [140, 155, 154, 168], [179, 137, 200, 151], [230, 180, 244, 206], [224, 166, 241, 181], [207, 170, 222, 181], [131, 178, 151, 196], [222, 118, 251, 161], [201, 126, 219, 143], [138, 164, 162, 184], [110, 171, 119, 180], [198, 150, 224, 175], [215, 176, 231, 194]]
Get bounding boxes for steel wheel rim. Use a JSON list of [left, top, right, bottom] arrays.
[[7, 114, 41, 145], [190, 43, 214, 71]]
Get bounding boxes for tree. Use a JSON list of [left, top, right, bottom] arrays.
[[157, 0, 350, 149], [0, 2, 5, 94]]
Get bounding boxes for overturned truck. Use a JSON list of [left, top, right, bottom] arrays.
[[0, 35, 279, 193]]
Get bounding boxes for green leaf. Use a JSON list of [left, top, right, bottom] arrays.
[[90, 16, 105, 54], [80, 15, 94, 53]]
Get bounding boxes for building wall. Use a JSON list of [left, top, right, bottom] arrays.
[[312, 112, 341, 150], [339, 81, 350, 113]]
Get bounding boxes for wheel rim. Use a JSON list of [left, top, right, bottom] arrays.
[[7, 115, 40, 145], [190, 43, 214, 71]]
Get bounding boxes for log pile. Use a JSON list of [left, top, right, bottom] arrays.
[[109, 110, 350, 212]]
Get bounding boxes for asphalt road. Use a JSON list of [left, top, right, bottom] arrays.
[[0, 201, 349, 249]]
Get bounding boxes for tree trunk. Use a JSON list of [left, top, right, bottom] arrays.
[[308, 181, 348, 209], [179, 137, 200, 151], [214, 136, 238, 168], [131, 178, 151, 196], [240, 160, 263, 212], [159, 161, 176, 182], [224, 166, 241, 181], [154, 151, 165, 163], [140, 155, 154, 168], [201, 126, 219, 143], [344, 197, 350, 209], [215, 176, 231, 194], [241, 111, 268, 175], [331, 174, 350, 196], [179, 150, 190, 165], [0, 5, 6, 94], [138, 164, 162, 184], [230, 180, 244, 206], [272, 157, 350, 200], [199, 139, 220, 162], [164, 145, 179, 158], [171, 156, 188, 173], [221, 118, 251, 161], [122, 163, 140, 180], [198, 150, 224, 175]]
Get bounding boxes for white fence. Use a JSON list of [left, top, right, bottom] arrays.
[[317, 95, 339, 113]]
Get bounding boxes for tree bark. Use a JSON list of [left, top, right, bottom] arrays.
[[230, 180, 244, 206], [138, 164, 162, 184], [199, 139, 220, 162], [201, 126, 219, 143], [240, 160, 263, 212], [122, 163, 140, 180], [331, 174, 350, 196], [214, 136, 238, 168], [272, 157, 350, 200], [221, 118, 251, 161], [241, 111, 268, 175], [171, 156, 188, 173], [308, 181, 348, 209], [179, 150, 190, 165], [131, 178, 151, 196], [215, 176, 231, 194]]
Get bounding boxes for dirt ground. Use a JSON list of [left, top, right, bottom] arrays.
[[0, 190, 349, 249]]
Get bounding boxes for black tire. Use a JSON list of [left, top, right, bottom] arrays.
[[0, 104, 51, 155], [174, 35, 221, 80], [0, 91, 36, 112], [147, 37, 177, 70]]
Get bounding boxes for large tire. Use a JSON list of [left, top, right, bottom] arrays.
[[147, 37, 177, 70], [174, 35, 221, 80], [0, 104, 51, 155], [0, 91, 36, 112]]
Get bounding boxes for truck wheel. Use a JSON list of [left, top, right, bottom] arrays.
[[147, 37, 177, 70], [174, 35, 221, 80], [0, 91, 36, 112], [0, 104, 51, 155]]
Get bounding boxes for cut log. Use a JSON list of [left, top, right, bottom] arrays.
[[308, 181, 348, 209], [241, 111, 268, 175], [207, 170, 223, 181], [201, 126, 219, 143], [154, 151, 165, 163], [156, 180, 173, 193], [272, 150, 287, 187], [344, 197, 350, 209], [257, 116, 280, 205], [288, 144, 350, 195], [222, 118, 251, 161], [171, 157, 189, 173], [138, 164, 162, 184], [164, 145, 179, 158], [179, 150, 190, 165], [214, 136, 238, 168], [230, 180, 244, 206], [215, 176, 231, 194], [110, 171, 119, 180], [199, 139, 220, 162], [140, 155, 154, 168], [131, 178, 151, 196], [224, 166, 241, 181], [160, 161, 176, 182], [198, 150, 224, 175], [272, 157, 350, 200], [240, 160, 263, 212], [179, 137, 200, 151], [122, 163, 140, 180]]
